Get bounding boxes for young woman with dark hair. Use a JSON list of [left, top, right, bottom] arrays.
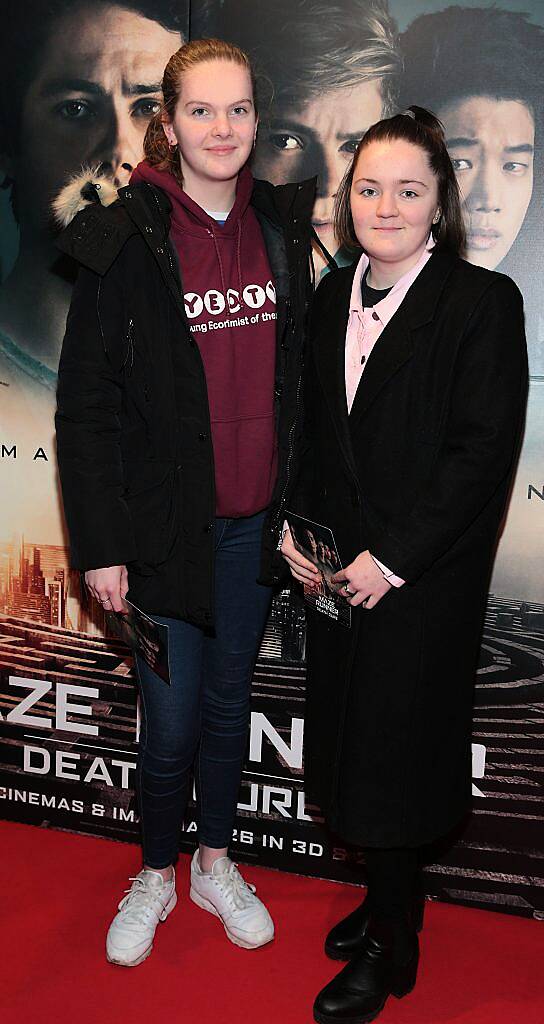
[[282, 107, 527, 1023], [55, 37, 314, 967]]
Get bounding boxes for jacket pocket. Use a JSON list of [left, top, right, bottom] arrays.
[[123, 460, 178, 573]]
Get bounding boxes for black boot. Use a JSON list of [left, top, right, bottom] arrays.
[[314, 916, 419, 1024], [324, 890, 425, 961]]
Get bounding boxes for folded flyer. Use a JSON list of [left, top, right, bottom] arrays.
[[286, 512, 351, 628], [107, 598, 171, 685]]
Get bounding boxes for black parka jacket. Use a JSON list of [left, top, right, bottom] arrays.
[[55, 175, 315, 628]]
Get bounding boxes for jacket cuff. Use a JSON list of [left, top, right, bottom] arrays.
[[367, 524, 428, 584]]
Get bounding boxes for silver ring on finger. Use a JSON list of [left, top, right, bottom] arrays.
[[344, 586, 355, 597]]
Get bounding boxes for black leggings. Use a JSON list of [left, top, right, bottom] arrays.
[[364, 847, 420, 920]]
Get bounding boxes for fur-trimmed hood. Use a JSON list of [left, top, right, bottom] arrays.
[[52, 165, 120, 228], [54, 164, 316, 280]]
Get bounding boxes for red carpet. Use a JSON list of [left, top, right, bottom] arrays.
[[2, 821, 543, 1024]]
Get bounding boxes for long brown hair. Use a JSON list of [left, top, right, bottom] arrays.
[[143, 37, 257, 187], [334, 105, 466, 255]]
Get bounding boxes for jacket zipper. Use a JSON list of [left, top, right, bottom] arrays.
[[275, 369, 303, 532], [273, 306, 302, 536], [165, 243, 179, 288], [146, 182, 217, 614], [96, 279, 106, 355], [126, 318, 134, 374], [148, 186, 181, 293]]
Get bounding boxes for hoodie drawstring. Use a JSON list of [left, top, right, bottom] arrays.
[[236, 220, 244, 310], [207, 226, 226, 301], [208, 219, 245, 312]]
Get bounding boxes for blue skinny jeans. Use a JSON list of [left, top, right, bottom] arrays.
[[135, 512, 271, 869]]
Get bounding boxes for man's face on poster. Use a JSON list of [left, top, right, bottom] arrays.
[[254, 78, 384, 261], [441, 95, 534, 270], [14, 3, 181, 232]]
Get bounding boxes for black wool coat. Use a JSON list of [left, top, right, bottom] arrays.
[[55, 176, 315, 628], [292, 248, 528, 847]]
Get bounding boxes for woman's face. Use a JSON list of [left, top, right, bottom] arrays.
[[350, 138, 439, 270], [164, 60, 256, 193], [11, 3, 181, 232]]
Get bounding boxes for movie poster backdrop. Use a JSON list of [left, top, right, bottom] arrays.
[[1, 0, 543, 919]]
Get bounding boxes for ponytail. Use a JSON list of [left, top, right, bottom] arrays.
[[144, 106, 183, 187]]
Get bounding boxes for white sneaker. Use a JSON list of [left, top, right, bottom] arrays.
[[190, 852, 274, 949], [106, 868, 177, 967]]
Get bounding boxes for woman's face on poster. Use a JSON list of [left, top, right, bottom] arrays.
[[440, 95, 535, 270], [254, 78, 383, 260], [13, 3, 181, 232]]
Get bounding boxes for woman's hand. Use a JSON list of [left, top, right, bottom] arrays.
[[332, 550, 392, 609], [280, 527, 320, 588], [84, 565, 129, 613]]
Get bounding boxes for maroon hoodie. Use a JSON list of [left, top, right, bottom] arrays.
[[131, 161, 278, 518]]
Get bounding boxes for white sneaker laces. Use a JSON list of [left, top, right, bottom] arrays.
[[213, 863, 258, 912], [117, 875, 170, 927]]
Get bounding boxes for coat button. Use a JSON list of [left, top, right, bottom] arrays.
[[145, 225, 153, 233], [372, 311, 380, 321], [125, 191, 132, 199], [198, 432, 208, 441], [156, 246, 164, 254]]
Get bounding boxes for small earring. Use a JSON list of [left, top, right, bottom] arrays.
[[433, 210, 441, 224]]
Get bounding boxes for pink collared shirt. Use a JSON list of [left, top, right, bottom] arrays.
[[345, 242, 434, 587]]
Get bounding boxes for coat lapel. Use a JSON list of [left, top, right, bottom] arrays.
[[348, 311, 413, 429], [347, 248, 459, 430], [314, 266, 359, 479]]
